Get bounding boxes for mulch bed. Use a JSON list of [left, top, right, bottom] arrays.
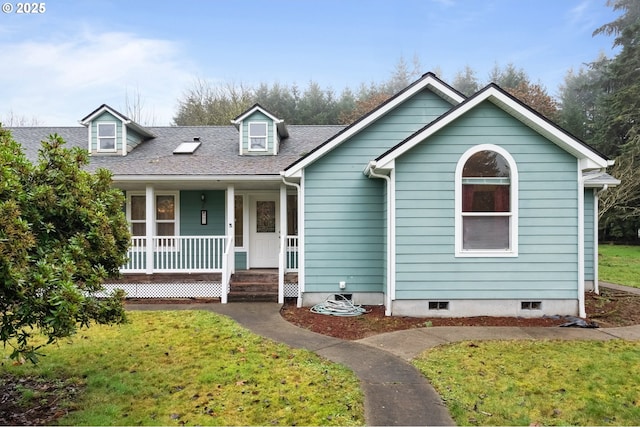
[[280, 288, 640, 340]]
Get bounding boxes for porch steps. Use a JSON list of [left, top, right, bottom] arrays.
[[228, 269, 279, 302]]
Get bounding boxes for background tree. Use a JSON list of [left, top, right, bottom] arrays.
[[557, 64, 606, 142], [254, 82, 299, 121], [124, 86, 157, 126], [589, 0, 640, 241], [451, 65, 481, 97], [488, 62, 529, 89], [508, 81, 560, 122], [0, 110, 41, 126], [173, 79, 254, 126], [0, 128, 129, 362]]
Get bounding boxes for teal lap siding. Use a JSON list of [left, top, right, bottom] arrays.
[[394, 102, 580, 300], [304, 89, 454, 294], [180, 190, 226, 236]]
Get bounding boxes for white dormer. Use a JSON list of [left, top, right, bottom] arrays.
[[231, 104, 289, 156], [80, 104, 155, 156]]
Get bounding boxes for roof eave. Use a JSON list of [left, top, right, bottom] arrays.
[[375, 85, 611, 171]]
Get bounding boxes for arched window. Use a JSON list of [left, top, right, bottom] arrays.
[[455, 145, 518, 256]]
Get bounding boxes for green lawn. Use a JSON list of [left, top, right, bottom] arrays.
[[1, 311, 364, 426], [411, 244, 640, 426], [599, 244, 640, 288], [414, 340, 640, 426]]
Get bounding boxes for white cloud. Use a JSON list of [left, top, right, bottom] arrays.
[[1, 30, 195, 125]]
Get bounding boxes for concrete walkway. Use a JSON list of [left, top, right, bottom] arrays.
[[129, 283, 640, 426]]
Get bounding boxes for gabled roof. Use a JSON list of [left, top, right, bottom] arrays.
[[79, 104, 155, 139], [372, 84, 613, 173], [283, 72, 466, 178], [231, 103, 289, 138]]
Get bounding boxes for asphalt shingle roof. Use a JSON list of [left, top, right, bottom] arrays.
[[8, 125, 344, 176]]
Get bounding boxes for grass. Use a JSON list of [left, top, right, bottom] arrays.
[[414, 340, 640, 426], [599, 244, 640, 288], [1, 311, 364, 426]]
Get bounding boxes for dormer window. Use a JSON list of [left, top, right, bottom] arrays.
[[97, 123, 117, 152], [231, 104, 288, 156], [249, 122, 267, 151]]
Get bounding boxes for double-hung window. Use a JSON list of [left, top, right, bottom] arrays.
[[455, 145, 518, 256], [248, 122, 267, 151], [127, 192, 179, 239], [97, 123, 117, 152]]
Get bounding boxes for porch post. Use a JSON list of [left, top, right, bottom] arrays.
[[226, 185, 235, 274], [279, 184, 287, 304], [145, 184, 155, 274], [220, 184, 236, 304]]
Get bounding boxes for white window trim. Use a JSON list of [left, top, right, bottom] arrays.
[[97, 122, 117, 153], [454, 144, 518, 257], [126, 191, 180, 238], [248, 121, 268, 152]]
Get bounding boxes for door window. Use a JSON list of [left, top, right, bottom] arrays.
[[256, 201, 276, 233]]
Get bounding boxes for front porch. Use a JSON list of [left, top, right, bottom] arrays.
[[104, 181, 302, 302], [103, 234, 299, 302]]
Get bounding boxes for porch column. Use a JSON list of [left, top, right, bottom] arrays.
[[220, 185, 235, 304], [279, 184, 287, 304], [145, 184, 155, 274], [226, 184, 235, 272]]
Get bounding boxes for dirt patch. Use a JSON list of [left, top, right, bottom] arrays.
[[0, 374, 82, 426], [585, 287, 640, 328], [280, 287, 640, 340]]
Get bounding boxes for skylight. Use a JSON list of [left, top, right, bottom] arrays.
[[173, 141, 201, 154]]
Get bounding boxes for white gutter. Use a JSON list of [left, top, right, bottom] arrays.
[[281, 173, 304, 308], [364, 161, 394, 316], [112, 175, 284, 182]]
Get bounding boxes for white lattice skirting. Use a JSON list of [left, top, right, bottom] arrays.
[[283, 283, 299, 298], [99, 282, 223, 299]]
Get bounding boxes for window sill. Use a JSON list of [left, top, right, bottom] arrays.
[[455, 250, 518, 258]]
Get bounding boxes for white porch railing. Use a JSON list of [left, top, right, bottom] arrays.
[[279, 235, 299, 304], [122, 235, 227, 273], [285, 236, 299, 272]]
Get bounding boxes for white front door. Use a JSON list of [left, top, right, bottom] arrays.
[[249, 194, 280, 268]]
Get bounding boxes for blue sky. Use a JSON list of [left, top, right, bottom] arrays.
[[0, 0, 621, 126]]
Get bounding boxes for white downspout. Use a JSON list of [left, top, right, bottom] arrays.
[[578, 166, 586, 318], [282, 174, 303, 307], [365, 161, 394, 316], [593, 184, 609, 295]]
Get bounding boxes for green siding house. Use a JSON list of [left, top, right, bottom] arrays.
[[10, 73, 619, 318]]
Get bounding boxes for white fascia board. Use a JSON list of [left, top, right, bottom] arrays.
[[283, 74, 465, 178], [376, 87, 611, 170], [231, 105, 281, 125], [80, 104, 154, 139], [80, 105, 126, 126]]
